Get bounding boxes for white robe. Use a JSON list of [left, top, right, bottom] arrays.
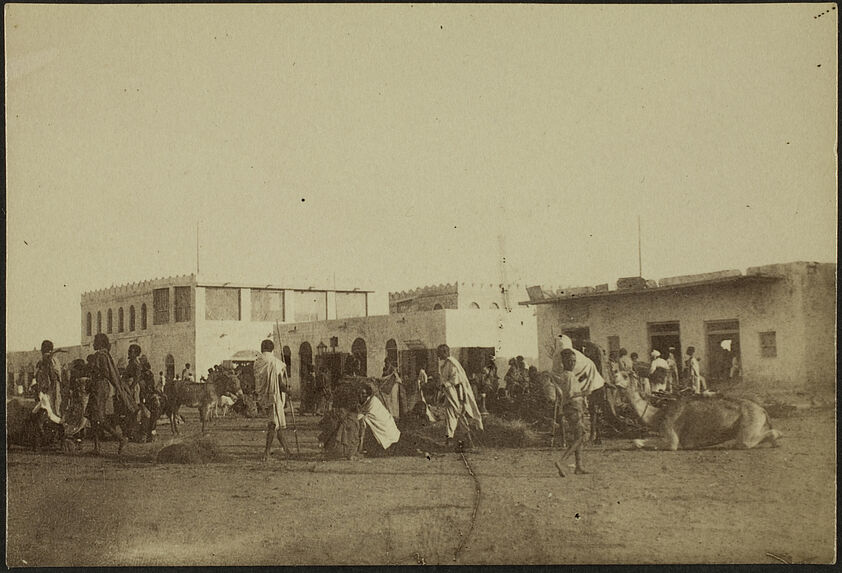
[[440, 356, 484, 438], [359, 394, 401, 449], [254, 352, 287, 428]]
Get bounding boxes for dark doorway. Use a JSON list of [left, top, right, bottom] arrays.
[[706, 320, 741, 382], [563, 327, 591, 346], [282, 346, 292, 374], [648, 322, 681, 361], [351, 338, 367, 377], [385, 339, 399, 371], [461, 347, 495, 380], [316, 352, 344, 387], [299, 342, 313, 394]]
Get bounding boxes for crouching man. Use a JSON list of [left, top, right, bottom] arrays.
[[254, 339, 293, 461]]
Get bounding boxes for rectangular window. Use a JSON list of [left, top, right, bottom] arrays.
[[251, 289, 285, 322], [760, 331, 777, 358], [607, 336, 620, 354], [292, 291, 327, 322], [205, 287, 241, 321], [335, 292, 367, 319], [153, 288, 170, 325], [174, 286, 192, 322]]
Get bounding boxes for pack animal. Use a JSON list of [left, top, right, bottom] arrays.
[[614, 371, 781, 450], [165, 370, 243, 435], [6, 397, 65, 452]]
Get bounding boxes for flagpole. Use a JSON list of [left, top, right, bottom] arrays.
[[196, 219, 200, 276], [637, 215, 642, 277]]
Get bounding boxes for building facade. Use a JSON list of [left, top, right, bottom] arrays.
[[79, 274, 376, 384], [522, 261, 836, 394]]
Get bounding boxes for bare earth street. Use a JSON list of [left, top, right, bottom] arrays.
[[6, 406, 835, 566]]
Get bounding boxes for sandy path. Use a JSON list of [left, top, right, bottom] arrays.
[[6, 407, 835, 565]]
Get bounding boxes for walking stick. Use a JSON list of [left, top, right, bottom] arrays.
[[550, 399, 560, 448], [283, 368, 301, 455], [276, 320, 300, 455]]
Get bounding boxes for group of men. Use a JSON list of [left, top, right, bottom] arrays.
[[28, 334, 166, 453], [613, 346, 707, 396]]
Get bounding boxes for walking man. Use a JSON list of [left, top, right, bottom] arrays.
[[254, 339, 293, 461], [552, 349, 590, 476], [437, 344, 484, 447]]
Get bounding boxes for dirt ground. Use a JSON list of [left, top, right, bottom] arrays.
[[5, 404, 836, 566]]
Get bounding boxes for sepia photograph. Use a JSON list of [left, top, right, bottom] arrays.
[[4, 3, 837, 566]]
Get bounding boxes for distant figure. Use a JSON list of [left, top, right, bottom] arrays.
[[649, 350, 669, 393], [182, 363, 194, 382], [34, 339, 63, 420], [618, 348, 634, 377], [685, 347, 708, 394], [729, 355, 741, 380], [666, 347, 680, 393], [157, 371, 166, 393], [254, 339, 293, 461]]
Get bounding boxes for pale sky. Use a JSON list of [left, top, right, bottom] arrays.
[[5, 4, 837, 350]]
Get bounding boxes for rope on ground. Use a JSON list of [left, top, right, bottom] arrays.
[[454, 450, 481, 562]]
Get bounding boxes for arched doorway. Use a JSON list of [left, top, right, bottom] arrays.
[[299, 342, 313, 388], [385, 339, 398, 372], [165, 354, 175, 380], [351, 338, 367, 377], [282, 346, 292, 374]]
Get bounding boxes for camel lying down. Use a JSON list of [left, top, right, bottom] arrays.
[[615, 373, 781, 450]]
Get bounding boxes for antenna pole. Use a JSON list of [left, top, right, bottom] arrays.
[[196, 219, 200, 276], [637, 215, 642, 277]]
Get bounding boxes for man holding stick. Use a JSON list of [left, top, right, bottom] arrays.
[[255, 339, 295, 461], [552, 349, 590, 476]]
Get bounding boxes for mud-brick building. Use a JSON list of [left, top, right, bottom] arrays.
[[79, 275, 378, 383], [273, 304, 537, 398], [74, 276, 538, 400], [522, 261, 836, 394]]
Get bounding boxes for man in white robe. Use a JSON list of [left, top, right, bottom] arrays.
[[358, 385, 401, 451], [437, 344, 484, 446], [555, 334, 606, 396], [254, 339, 293, 461]]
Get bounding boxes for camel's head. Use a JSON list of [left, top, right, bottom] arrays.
[[613, 371, 632, 390]]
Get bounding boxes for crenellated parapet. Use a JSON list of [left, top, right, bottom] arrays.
[[389, 282, 458, 302], [389, 281, 526, 302], [81, 274, 196, 303]]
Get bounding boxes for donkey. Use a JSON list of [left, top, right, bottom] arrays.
[[165, 369, 243, 435]]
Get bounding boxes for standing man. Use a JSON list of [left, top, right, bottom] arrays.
[[685, 347, 708, 394], [666, 347, 680, 393], [88, 333, 137, 454], [552, 349, 589, 476], [437, 344, 484, 447], [181, 363, 194, 382], [254, 339, 293, 461], [618, 348, 634, 378], [649, 350, 670, 393], [34, 340, 63, 420]]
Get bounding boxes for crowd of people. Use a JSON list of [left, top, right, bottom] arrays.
[[17, 328, 716, 468]]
